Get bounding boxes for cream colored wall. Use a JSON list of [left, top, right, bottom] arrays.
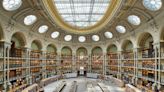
[[0, 7, 164, 54], [47, 45, 56, 53], [31, 42, 39, 50], [12, 36, 20, 48], [61, 47, 72, 55]]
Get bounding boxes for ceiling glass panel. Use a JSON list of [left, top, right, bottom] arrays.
[[53, 0, 111, 28]]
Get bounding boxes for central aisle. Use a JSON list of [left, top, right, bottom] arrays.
[[43, 77, 125, 92]]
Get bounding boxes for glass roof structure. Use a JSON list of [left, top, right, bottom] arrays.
[[53, 0, 111, 28]]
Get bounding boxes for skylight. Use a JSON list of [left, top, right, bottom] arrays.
[[51, 31, 60, 39], [24, 15, 37, 25], [78, 36, 86, 42], [53, 0, 111, 28], [64, 35, 72, 41], [127, 15, 141, 26], [38, 25, 48, 33], [104, 31, 113, 38], [116, 25, 126, 33], [143, 0, 162, 11], [3, 0, 22, 11], [92, 35, 100, 41]]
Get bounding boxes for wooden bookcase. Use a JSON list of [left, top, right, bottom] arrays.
[[76, 56, 88, 71], [107, 53, 119, 77], [91, 54, 103, 74], [30, 50, 42, 83], [46, 52, 57, 77], [121, 51, 135, 83], [9, 48, 27, 88], [137, 48, 155, 90], [60, 55, 72, 74]]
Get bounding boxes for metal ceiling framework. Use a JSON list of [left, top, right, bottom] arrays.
[[54, 0, 111, 28]]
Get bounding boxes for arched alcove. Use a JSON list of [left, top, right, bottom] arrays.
[[121, 40, 134, 59], [61, 46, 72, 56], [138, 32, 153, 49], [91, 46, 103, 55], [107, 44, 117, 54], [47, 44, 57, 53], [137, 32, 154, 58], [46, 44, 57, 77], [31, 40, 42, 51], [120, 40, 134, 82], [76, 47, 88, 72], [106, 44, 118, 76], [76, 47, 87, 56], [61, 46, 72, 73], [10, 32, 27, 57], [121, 40, 133, 52], [11, 32, 26, 48], [30, 40, 43, 83], [136, 32, 155, 87], [91, 46, 103, 74], [9, 32, 27, 86]]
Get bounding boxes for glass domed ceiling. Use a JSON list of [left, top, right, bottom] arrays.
[[53, 0, 111, 28], [42, 0, 122, 34]]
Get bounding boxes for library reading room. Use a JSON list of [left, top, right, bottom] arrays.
[[0, 0, 164, 92]]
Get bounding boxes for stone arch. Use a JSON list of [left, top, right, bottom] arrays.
[[31, 40, 42, 50], [76, 47, 88, 56], [137, 32, 153, 48], [47, 44, 57, 53], [61, 46, 72, 56], [91, 46, 103, 55], [107, 44, 117, 54], [11, 32, 27, 48], [121, 40, 133, 51]]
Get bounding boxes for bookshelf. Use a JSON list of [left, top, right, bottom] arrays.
[[46, 52, 57, 77], [107, 53, 119, 77], [8, 47, 28, 92], [91, 54, 103, 74], [76, 56, 88, 71], [137, 48, 155, 91], [61, 55, 72, 74], [30, 50, 42, 83], [121, 51, 135, 84]]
